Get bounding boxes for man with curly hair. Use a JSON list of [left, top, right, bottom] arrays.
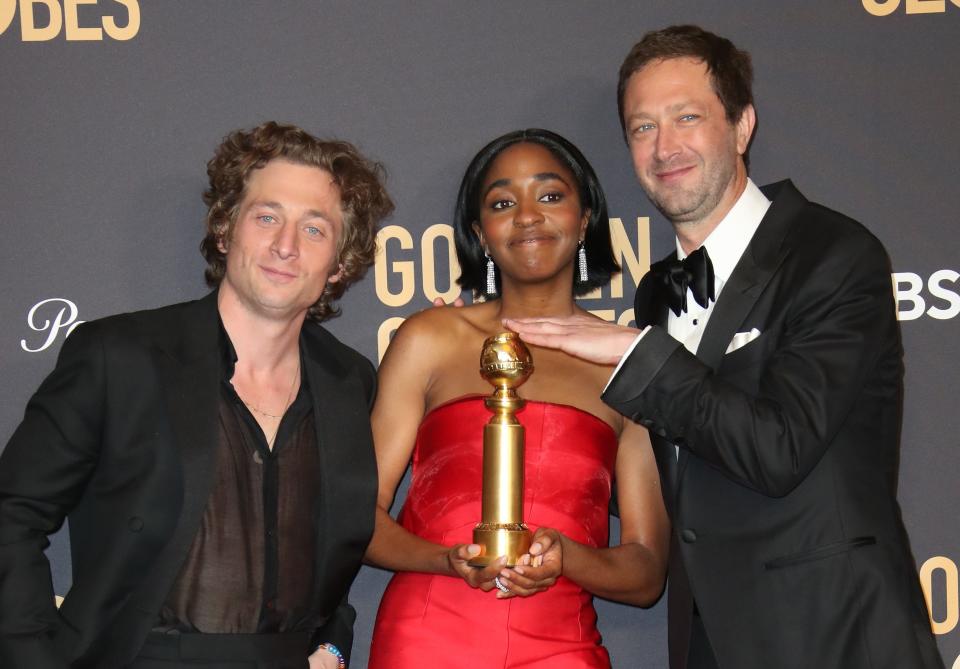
[[0, 122, 394, 669]]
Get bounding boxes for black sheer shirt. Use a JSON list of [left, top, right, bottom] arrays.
[[156, 324, 321, 633]]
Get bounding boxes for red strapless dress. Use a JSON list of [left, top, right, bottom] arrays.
[[369, 396, 618, 668]]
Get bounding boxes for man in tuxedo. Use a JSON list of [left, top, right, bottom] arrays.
[[0, 122, 393, 668], [507, 25, 942, 668]]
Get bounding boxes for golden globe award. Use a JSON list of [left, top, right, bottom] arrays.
[[468, 332, 534, 567]]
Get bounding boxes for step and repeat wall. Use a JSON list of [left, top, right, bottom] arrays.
[[2, 2, 958, 666]]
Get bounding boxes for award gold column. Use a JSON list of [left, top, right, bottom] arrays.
[[469, 332, 533, 567]]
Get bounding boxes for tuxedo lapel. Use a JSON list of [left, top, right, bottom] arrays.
[[130, 293, 221, 615], [301, 327, 377, 611], [696, 180, 805, 372], [674, 252, 781, 484], [694, 252, 778, 372]]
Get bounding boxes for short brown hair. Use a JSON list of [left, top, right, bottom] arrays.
[[617, 25, 754, 134], [200, 121, 394, 321]]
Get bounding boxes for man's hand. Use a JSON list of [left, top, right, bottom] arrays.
[[308, 647, 342, 669], [432, 296, 466, 308], [502, 315, 641, 366]]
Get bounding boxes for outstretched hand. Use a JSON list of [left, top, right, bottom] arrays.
[[432, 296, 466, 308], [502, 315, 641, 366]]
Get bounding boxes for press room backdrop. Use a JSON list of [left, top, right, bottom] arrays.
[[2, 1, 958, 666]]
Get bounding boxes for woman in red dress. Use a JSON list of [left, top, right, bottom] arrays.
[[365, 129, 669, 668]]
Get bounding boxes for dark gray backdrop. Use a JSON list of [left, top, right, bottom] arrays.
[[2, 2, 958, 667]]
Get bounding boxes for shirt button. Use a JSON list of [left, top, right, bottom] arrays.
[[128, 517, 144, 532], [253, 451, 263, 465], [681, 529, 697, 544]]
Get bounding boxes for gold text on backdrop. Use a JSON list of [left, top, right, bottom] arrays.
[[0, 0, 139, 41]]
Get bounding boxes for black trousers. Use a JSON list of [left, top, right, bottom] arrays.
[[127, 631, 312, 669]]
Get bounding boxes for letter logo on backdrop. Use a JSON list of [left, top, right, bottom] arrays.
[[863, 0, 960, 15], [892, 270, 960, 321], [918, 554, 960, 667], [0, 0, 139, 41], [21, 298, 85, 353]]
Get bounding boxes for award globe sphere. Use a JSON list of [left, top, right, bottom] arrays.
[[479, 332, 534, 391]]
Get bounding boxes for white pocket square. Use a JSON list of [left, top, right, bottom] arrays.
[[726, 328, 761, 354]]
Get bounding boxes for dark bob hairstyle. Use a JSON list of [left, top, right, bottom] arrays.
[[453, 128, 619, 297]]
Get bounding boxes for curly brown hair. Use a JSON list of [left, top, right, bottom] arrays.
[[200, 121, 394, 321]]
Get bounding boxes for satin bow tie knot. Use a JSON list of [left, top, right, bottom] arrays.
[[650, 246, 716, 317]]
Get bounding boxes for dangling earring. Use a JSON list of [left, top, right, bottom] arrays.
[[485, 252, 497, 295], [577, 241, 588, 283]]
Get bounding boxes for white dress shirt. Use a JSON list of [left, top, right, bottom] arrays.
[[667, 178, 771, 355]]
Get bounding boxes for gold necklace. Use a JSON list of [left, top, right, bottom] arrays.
[[242, 363, 301, 448], [243, 401, 284, 419]]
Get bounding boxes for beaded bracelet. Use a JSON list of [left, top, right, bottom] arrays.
[[318, 642, 346, 669]]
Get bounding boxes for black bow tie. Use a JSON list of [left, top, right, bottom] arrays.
[[649, 246, 716, 317]]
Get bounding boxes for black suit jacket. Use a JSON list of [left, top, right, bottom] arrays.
[[0, 292, 378, 668], [604, 181, 942, 668]]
